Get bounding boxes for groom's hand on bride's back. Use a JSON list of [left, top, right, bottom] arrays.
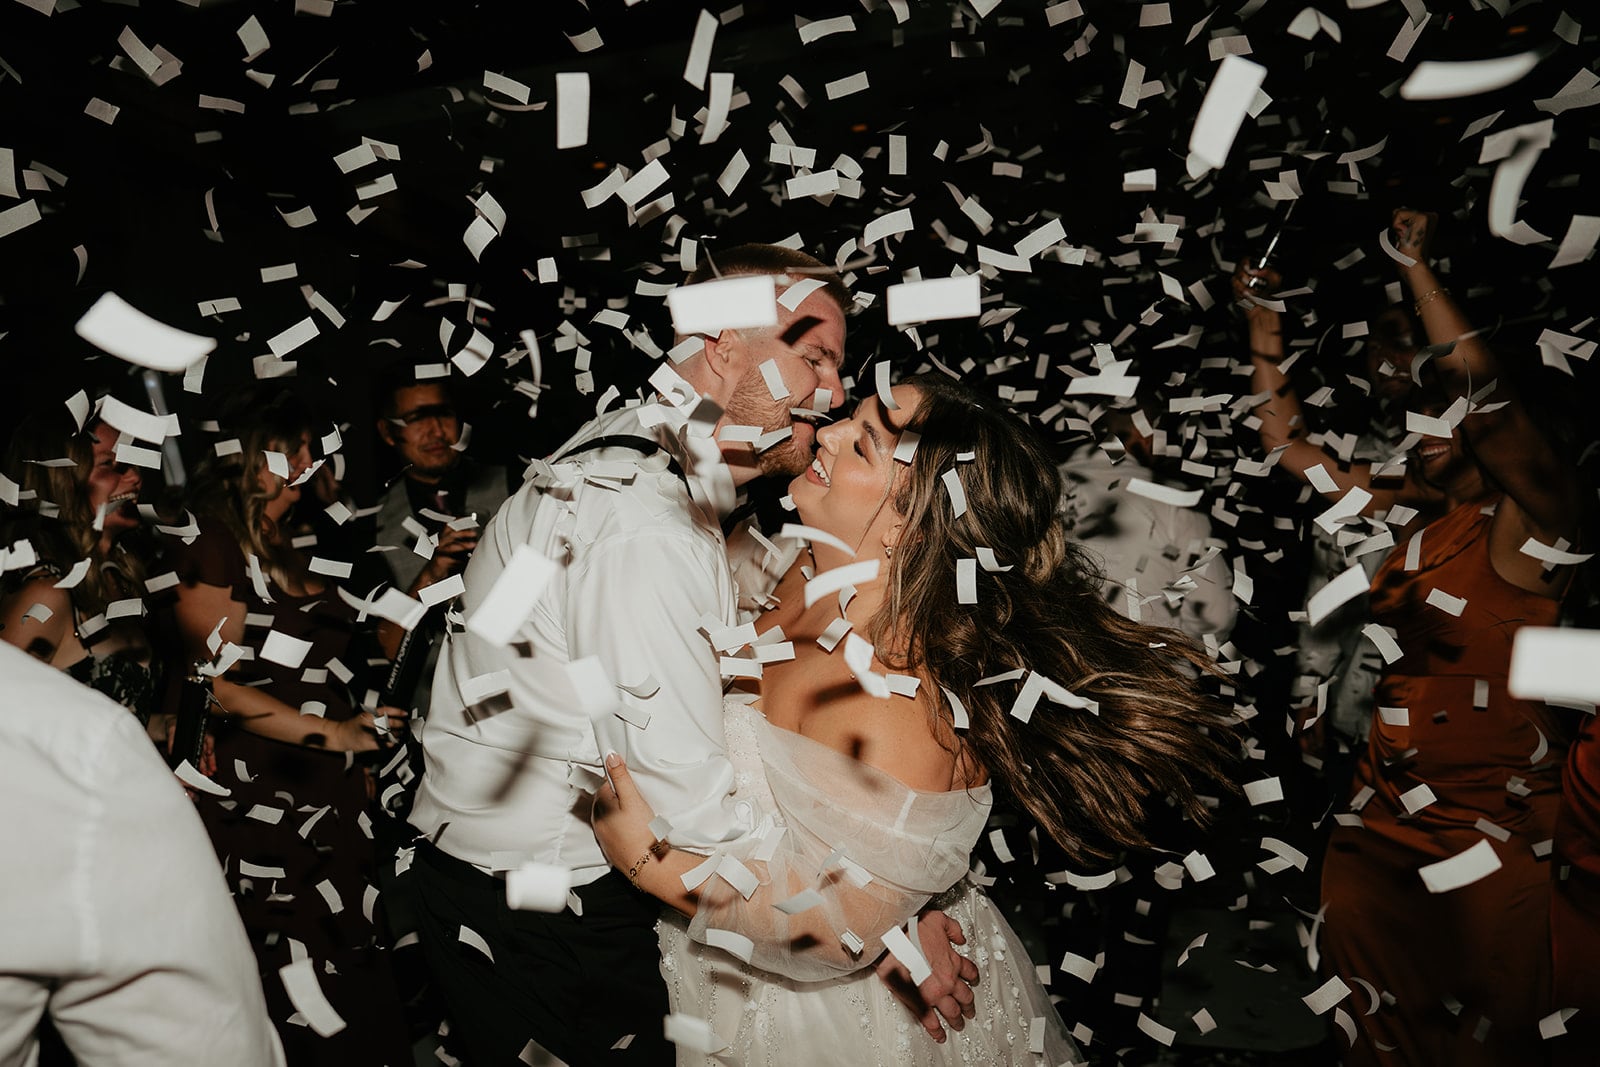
[[873, 908, 979, 1043]]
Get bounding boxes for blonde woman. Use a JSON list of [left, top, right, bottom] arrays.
[[171, 393, 410, 1067]]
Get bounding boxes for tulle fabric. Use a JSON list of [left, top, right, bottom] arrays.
[[659, 700, 1082, 1065]]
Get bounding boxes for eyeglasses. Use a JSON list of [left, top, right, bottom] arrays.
[[391, 404, 458, 427]]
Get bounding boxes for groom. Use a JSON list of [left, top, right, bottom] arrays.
[[410, 245, 973, 1064]]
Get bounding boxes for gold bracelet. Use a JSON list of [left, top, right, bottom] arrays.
[[1413, 287, 1450, 313], [626, 840, 666, 888]]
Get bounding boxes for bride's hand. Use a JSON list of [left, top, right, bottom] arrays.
[[592, 752, 662, 879], [874, 909, 979, 1042]]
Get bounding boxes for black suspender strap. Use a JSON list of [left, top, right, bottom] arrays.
[[553, 434, 688, 485]]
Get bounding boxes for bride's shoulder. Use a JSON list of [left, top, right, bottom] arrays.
[[794, 686, 964, 794]]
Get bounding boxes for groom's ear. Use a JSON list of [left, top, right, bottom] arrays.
[[702, 329, 746, 391]]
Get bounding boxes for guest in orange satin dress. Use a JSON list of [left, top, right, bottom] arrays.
[[1551, 716, 1600, 1066], [1321, 498, 1571, 1064], [1240, 207, 1583, 1065]]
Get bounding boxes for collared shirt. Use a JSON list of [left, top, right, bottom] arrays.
[[411, 402, 753, 883], [0, 643, 284, 1067]]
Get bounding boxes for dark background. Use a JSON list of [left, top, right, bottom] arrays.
[[1, 1, 1595, 1058]]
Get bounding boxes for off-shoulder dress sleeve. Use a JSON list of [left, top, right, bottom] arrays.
[[684, 716, 991, 983]]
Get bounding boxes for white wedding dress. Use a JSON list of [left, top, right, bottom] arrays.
[[656, 699, 1082, 1066]]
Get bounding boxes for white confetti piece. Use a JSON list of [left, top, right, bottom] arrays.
[[1419, 838, 1502, 894], [482, 70, 531, 104], [862, 208, 914, 247], [98, 395, 177, 443], [1187, 54, 1266, 171], [824, 71, 869, 100], [941, 468, 968, 519], [1060, 950, 1100, 982], [1509, 627, 1600, 705], [1243, 777, 1284, 806], [1400, 51, 1543, 101], [279, 958, 346, 1037], [880, 921, 932, 986], [1066, 372, 1139, 398], [776, 522, 857, 559], [1010, 670, 1095, 723], [0, 199, 41, 239], [716, 149, 749, 196], [556, 72, 588, 149], [683, 9, 717, 88], [702, 71, 733, 144], [664, 1013, 728, 1055], [842, 633, 890, 699], [1518, 537, 1593, 565], [234, 14, 271, 60], [1540, 1008, 1580, 1040], [703, 927, 755, 963], [457, 925, 495, 961], [315, 878, 344, 914], [174, 759, 231, 797], [505, 862, 572, 912], [667, 274, 776, 336], [758, 359, 789, 401], [1550, 215, 1600, 270], [465, 545, 560, 646], [1259, 837, 1309, 873], [1425, 588, 1467, 616], [885, 274, 980, 325], [1398, 783, 1437, 814], [260, 629, 314, 669], [1386, 10, 1430, 61], [772, 888, 826, 915], [1307, 563, 1370, 627], [1486, 120, 1555, 244], [267, 316, 319, 359], [1137, 1012, 1176, 1046], [803, 560, 879, 608], [940, 685, 969, 730], [74, 292, 215, 372], [1314, 486, 1373, 535], [1125, 478, 1202, 508], [955, 557, 977, 605]]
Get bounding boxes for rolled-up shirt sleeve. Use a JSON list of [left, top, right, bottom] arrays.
[[570, 527, 749, 853]]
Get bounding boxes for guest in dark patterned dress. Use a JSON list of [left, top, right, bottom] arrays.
[[2, 412, 161, 729], [170, 393, 412, 1067]]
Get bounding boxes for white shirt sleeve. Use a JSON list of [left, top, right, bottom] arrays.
[[570, 527, 749, 852], [0, 646, 284, 1067]]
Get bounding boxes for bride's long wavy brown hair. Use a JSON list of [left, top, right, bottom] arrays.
[[869, 374, 1236, 866]]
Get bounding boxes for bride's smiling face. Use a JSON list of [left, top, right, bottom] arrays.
[[790, 384, 921, 559]]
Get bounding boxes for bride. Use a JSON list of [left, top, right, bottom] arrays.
[[593, 374, 1233, 1064]]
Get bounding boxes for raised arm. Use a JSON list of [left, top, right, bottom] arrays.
[[1238, 261, 1418, 516], [1391, 208, 1581, 545], [375, 524, 479, 659]]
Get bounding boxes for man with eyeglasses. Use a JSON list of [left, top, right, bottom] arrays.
[[373, 375, 511, 613]]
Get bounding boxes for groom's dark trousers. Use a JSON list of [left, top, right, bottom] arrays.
[[412, 840, 674, 1065]]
